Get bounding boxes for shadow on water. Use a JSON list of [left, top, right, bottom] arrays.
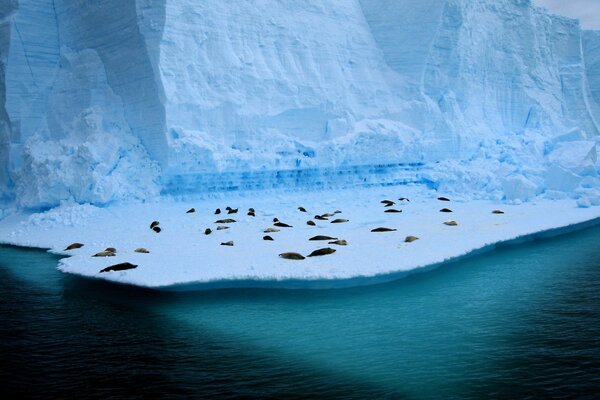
[[0, 246, 410, 399], [1, 224, 600, 399]]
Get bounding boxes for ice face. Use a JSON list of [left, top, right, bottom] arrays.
[[0, 0, 598, 208]]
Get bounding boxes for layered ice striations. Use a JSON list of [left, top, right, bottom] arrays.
[[0, 0, 599, 208]]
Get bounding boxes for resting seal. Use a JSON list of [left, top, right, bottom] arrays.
[[371, 227, 396, 232], [279, 252, 305, 260], [65, 243, 84, 251], [307, 247, 336, 257], [99, 262, 137, 273], [309, 235, 337, 241]]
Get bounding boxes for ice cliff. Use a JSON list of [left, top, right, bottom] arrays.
[[0, 0, 598, 208]]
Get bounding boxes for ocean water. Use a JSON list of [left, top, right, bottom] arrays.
[[1, 225, 600, 399]]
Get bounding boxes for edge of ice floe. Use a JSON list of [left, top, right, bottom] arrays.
[[149, 214, 600, 291]]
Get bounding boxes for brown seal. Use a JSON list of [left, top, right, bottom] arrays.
[[404, 236, 419, 243], [92, 250, 115, 257], [215, 218, 236, 224], [264, 228, 280, 233], [65, 243, 84, 251], [216, 226, 229, 230], [444, 220, 458, 226], [104, 247, 117, 253], [328, 240, 347, 246], [279, 252, 305, 260], [274, 222, 293, 228], [307, 220, 316, 226], [135, 248, 150, 253]]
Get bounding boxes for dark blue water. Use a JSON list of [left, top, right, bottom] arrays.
[[1, 225, 600, 399]]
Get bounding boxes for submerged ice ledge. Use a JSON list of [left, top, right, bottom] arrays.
[[0, 186, 599, 291]]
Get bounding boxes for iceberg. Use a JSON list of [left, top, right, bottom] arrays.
[[0, 0, 599, 288], [0, 0, 597, 208]]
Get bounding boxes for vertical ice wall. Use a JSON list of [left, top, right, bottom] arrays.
[[158, 0, 413, 173], [4, 0, 59, 172], [0, 0, 598, 207], [0, 0, 17, 197], [583, 31, 600, 113], [360, 0, 599, 146], [51, 0, 167, 165]]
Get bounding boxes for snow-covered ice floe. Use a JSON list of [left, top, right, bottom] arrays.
[[1, 186, 599, 291]]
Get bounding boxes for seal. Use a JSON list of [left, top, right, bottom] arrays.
[[263, 235, 274, 241], [204, 228, 212, 235], [247, 208, 256, 217], [440, 208, 452, 213], [92, 250, 115, 257], [298, 207, 307, 212], [221, 241, 234, 246], [398, 197, 410, 202], [492, 210, 505, 214], [150, 221, 159, 229], [186, 208, 195, 213], [371, 227, 396, 232], [328, 239, 347, 246], [279, 252, 305, 260], [314, 215, 328, 220], [381, 200, 395, 207], [104, 247, 117, 253], [444, 220, 458, 226], [384, 209, 402, 213], [307, 247, 336, 257], [274, 222, 293, 228], [65, 242, 83, 251], [438, 196, 450, 201], [331, 218, 349, 223], [216, 226, 229, 230], [306, 220, 316, 226], [215, 208, 221, 215], [309, 235, 337, 241], [215, 218, 236, 224], [152, 226, 162, 233], [99, 262, 137, 273], [334, 210, 342, 214], [228, 208, 238, 214], [404, 235, 419, 243], [135, 248, 150, 253], [321, 213, 335, 218], [264, 228, 280, 233]]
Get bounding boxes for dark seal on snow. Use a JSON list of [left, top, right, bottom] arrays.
[[100, 262, 137, 273]]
